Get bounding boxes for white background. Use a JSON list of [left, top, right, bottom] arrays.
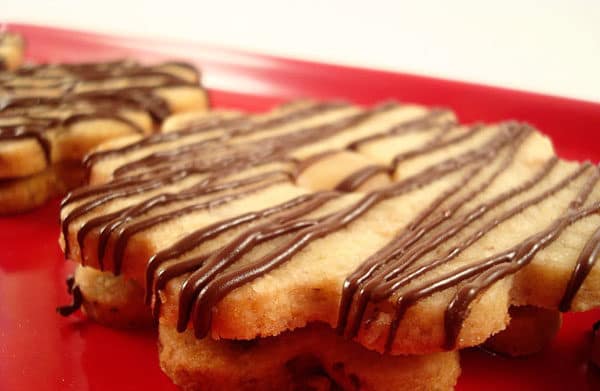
[[3, 0, 600, 102]]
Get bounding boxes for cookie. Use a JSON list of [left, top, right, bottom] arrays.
[[63, 264, 152, 328], [60, 99, 600, 357], [62, 105, 599, 362], [0, 32, 24, 71], [85, 101, 450, 185], [57, 100, 600, 391], [0, 161, 84, 214], [0, 60, 208, 213], [159, 322, 460, 391], [482, 306, 562, 356]]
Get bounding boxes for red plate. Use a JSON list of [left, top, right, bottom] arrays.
[[1, 23, 599, 391]]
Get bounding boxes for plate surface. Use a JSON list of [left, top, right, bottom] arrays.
[[1, 23, 599, 391]]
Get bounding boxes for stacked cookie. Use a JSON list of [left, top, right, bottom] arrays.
[[59, 100, 600, 390], [0, 59, 208, 213], [0, 32, 24, 71]]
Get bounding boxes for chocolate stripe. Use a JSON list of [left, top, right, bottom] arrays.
[[559, 214, 600, 311], [335, 165, 390, 192], [339, 129, 533, 339], [110, 173, 291, 275], [347, 108, 452, 150], [84, 101, 348, 176], [59, 96, 600, 357], [382, 164, 596, 352], [187, 126, 516, 337], [1, 60, 204, 164], [145, 192, 335, 305]]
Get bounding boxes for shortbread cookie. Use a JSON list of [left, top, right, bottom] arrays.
[[62, 264, 152, 328], [159, 322, 460, 391], [1, 60, 207, 178], [482, 306, 562, 356], [59, 101, 600, 356], [85, 101, 452, 185], [0, 161, 84, 214], [0, 32, 24, 71], [62, 263, 567, 359], [58, 101, 449, 319], [0, 60, 208, 213], [161, 108, 245, 133]]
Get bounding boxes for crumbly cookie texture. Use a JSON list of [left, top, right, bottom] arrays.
[[0, 32, 24, 71], [74, 265, 152, 328], [159, 322, 460, 391], [61, 102, 600, 354], [60, 100, 600, 359], [0, 59, 208, 213], [58, 99, 600, 391], [0, 161, 84, 214]]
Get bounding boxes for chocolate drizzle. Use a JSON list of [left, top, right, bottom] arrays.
[[84, 101, 354, 180], [147, 192, 338, 319], [391, 124, 483, 168], [62, 170, 195, 258], [346, 108, 453, 151], [110, 172, 291, 274], [335, 165, 390, 192], [0, 123, 53, 162], [337, 128, 532, 339], [81, 117, 243, 174], [295, 150, 341, 175], [58, 99, 600, 356], [339, 159, 596, 352], [1, 60, 204, 167], [560, 225, 600, 312], [184, 126, 521, 337], [181, 191, 340, 334], [56, 275, 83, 316]]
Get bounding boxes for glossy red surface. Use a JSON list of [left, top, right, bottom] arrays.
[[0, 23, 599, 391]]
